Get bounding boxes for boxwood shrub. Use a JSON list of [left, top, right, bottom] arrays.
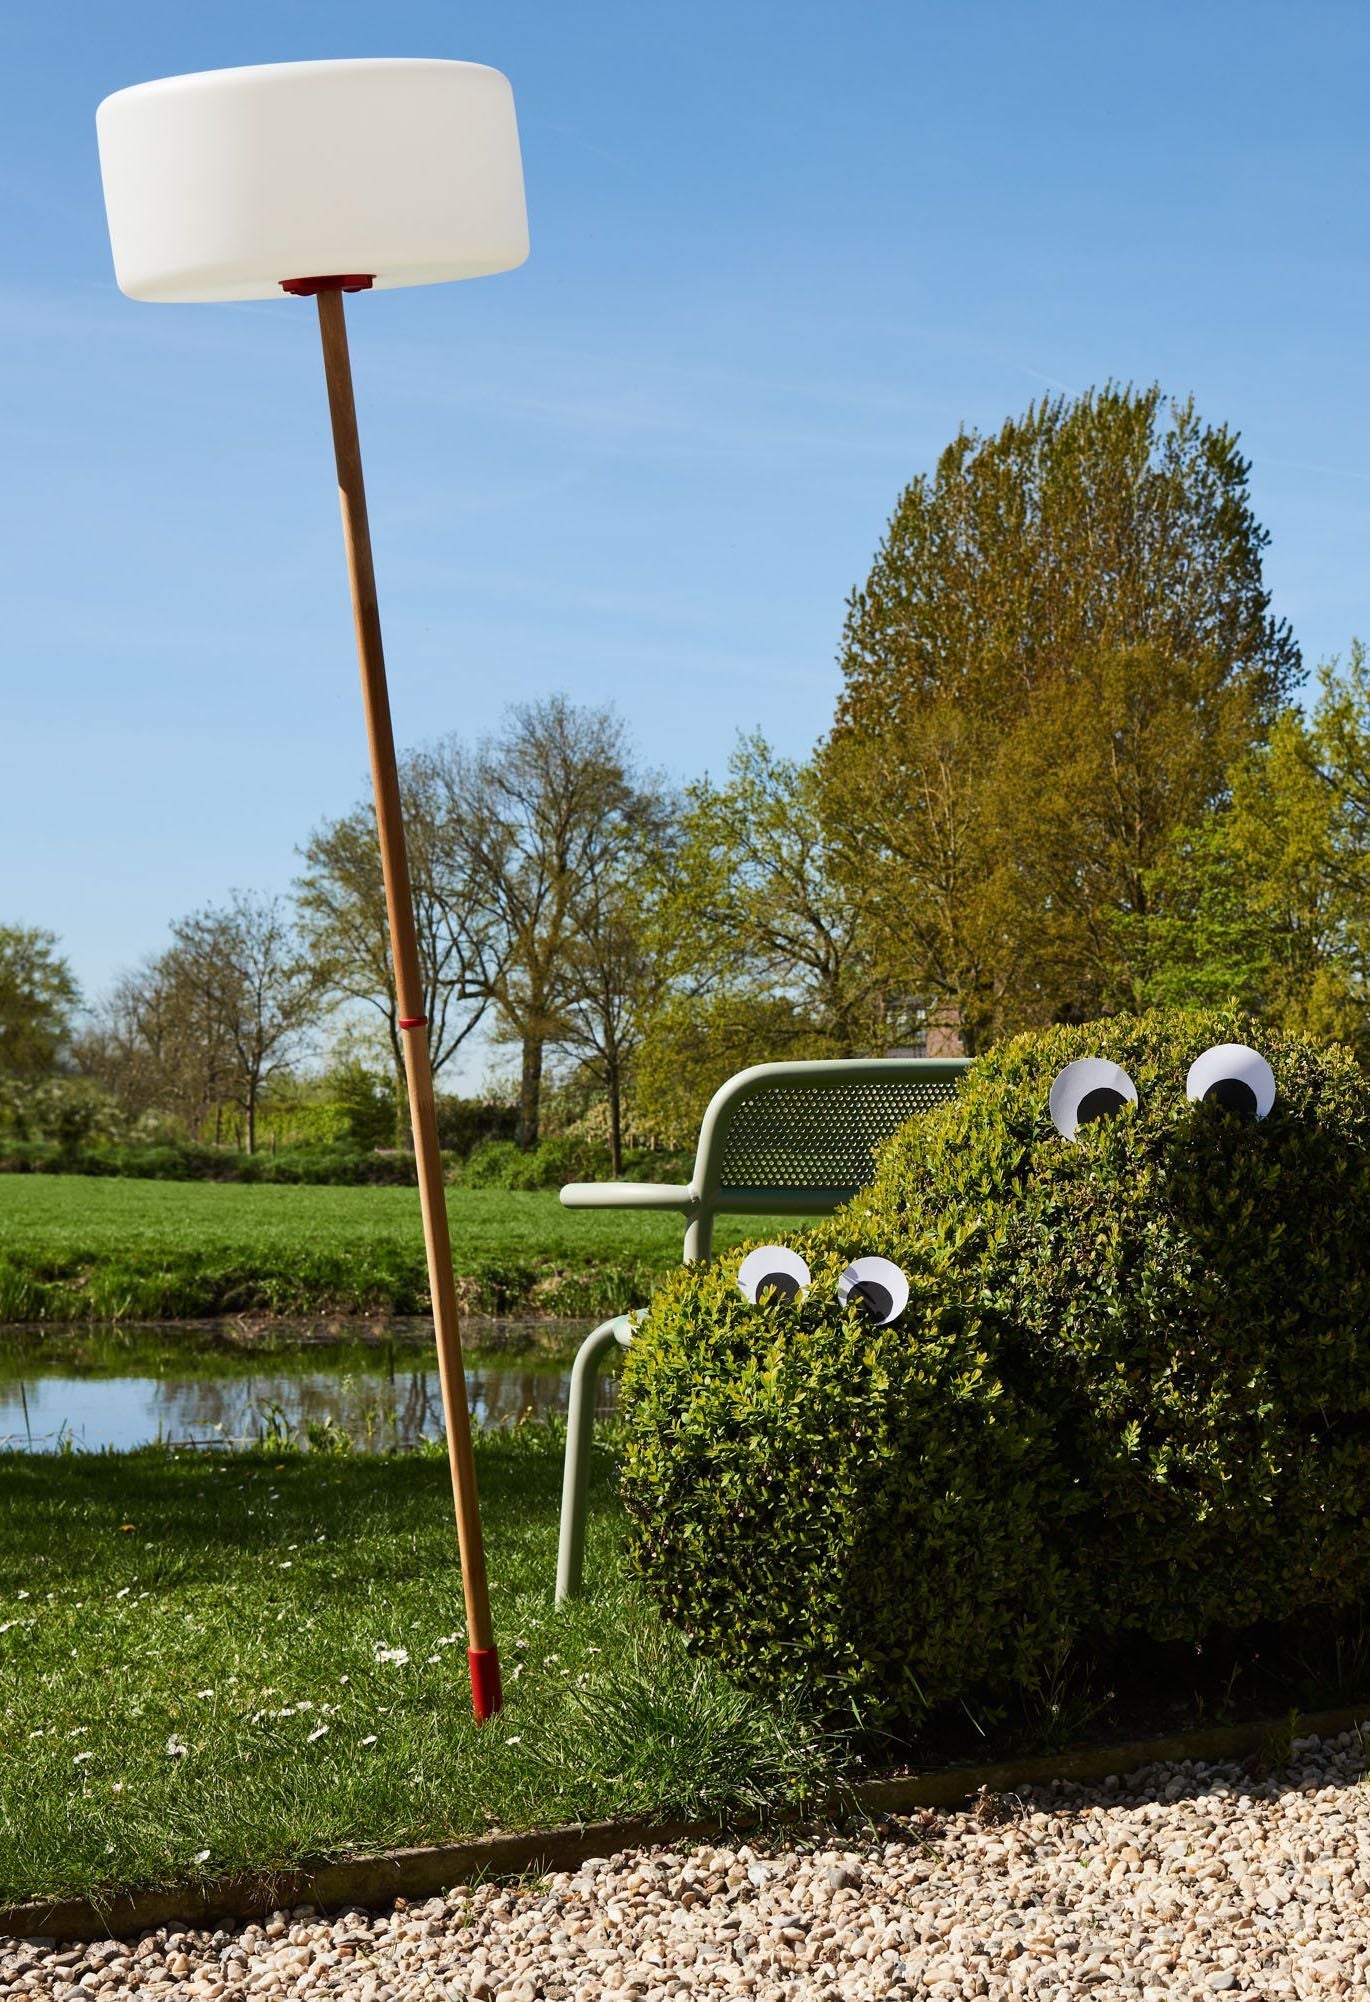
[[619, 1008, 1370, 1731]]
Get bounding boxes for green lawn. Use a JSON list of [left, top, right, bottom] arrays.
[[0, 1429, 841, 1905], [0, 1177, 801, 1322]]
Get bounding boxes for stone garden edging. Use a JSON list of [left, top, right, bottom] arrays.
[[5, 1700, 1367, 1944]]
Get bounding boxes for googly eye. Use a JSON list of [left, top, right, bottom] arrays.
[[737, 1245, 811, 1305], [1049, 1058, 1138, 1141], [838, 1255, 910, 1325], [1186, 1044, 1276, 1119]]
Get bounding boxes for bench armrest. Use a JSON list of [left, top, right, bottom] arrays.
[[559, 1181, 698, 1214]]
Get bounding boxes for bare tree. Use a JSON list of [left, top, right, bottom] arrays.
[[554, 823, 672, 1174], [79, 955, 231, 1138], [297, 748, 505, 1128], [165, 893, 328, 1152], [440, 697, 669, 1150]]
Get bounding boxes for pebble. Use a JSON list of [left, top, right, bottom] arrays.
[[8, 1732, 1370, 1997]]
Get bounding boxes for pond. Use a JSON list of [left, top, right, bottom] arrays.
[[0, 1320, 619, 1453]]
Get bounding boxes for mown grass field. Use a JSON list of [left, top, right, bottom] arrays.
[[0, 1429, 841, 1906], [0, 1177, 797, 1322]]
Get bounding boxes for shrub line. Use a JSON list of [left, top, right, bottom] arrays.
[[8, 1699, 1368, 1945]]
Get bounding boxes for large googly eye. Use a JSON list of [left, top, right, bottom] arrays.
[[838, 1256, 910, 1325], [1049, 1058, 1138, 1140], [1186, 1044, 1276, 1119], [737, 1245, 811, 1305]]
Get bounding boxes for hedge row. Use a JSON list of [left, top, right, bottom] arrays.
[[0, 1142, 423, 1185]]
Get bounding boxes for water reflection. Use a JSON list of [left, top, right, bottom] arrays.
[[0, 1357, 617, 1454]]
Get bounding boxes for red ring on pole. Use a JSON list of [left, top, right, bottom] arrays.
[[398, 1015, 428, 1030], [280, 274, 376, 296]]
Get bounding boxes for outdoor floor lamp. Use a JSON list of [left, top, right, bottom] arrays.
[[95, 58, 530, 1722]]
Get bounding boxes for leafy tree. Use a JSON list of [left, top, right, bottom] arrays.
[[633, 989, 824, 1151], [0, 926, 79, 1079], [822, 385, 1299, 1043], [1129, 645, 1370, 1059], [1114, 819, 1272, 1015], [634, 738, 890, 1137]]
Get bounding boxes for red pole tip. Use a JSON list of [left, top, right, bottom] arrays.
[[468, 1646, 503, 1722]]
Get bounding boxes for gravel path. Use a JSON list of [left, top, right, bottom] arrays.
[[6, 1730, 1370, 2000]]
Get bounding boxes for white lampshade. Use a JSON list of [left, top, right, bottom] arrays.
[[96, 58, 528, 303]]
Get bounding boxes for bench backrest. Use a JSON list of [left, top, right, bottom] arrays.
[[685, 1056, 969, 1258], [560, 1056, 971, 1260]]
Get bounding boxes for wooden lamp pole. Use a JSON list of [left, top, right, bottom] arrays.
[[96, 58, 528, 1725], [307, 278, 501, 1722]]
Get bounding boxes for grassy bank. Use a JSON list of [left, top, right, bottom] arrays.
[[0, 1177, 796, 1323], [0, 1430, 840, 1906]]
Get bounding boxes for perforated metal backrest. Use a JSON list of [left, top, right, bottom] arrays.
[[715, 1072, 961, 1195]]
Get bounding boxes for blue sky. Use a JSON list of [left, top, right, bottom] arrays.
[[4, 0, 1370, 1038]]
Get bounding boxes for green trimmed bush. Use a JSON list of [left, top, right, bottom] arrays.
[[620, 1008, 1370, 1731]]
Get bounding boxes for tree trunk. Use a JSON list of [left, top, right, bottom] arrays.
[[518, 1036, 543, 1151], [245, 1082, 257, 1156], [607, 1065, 623, 1177]]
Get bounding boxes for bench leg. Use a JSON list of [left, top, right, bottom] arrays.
[[556, 1317, 630, 1603]]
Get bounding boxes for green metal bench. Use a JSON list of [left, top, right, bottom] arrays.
[[554, 1055, 970, 1600]]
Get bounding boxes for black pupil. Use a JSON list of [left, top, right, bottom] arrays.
[[1076, 1086, 1126, 1126], [848, 1279, 893, 1321], [1205, 1077, 1258, 1116], [756, 1271, 801, 1303]]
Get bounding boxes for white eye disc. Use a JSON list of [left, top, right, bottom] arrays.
[[1186, 1044, 1276, 1119], [1049, 1058, 1138, 1140], [737, 1245, 811, 1304], [838, 1256, 910, 1326]]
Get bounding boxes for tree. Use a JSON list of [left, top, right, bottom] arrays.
[[634, 738, 892, 1136], [165, 893, 328, 1152], [554, 818, 673, 1174], [297, 747, 504, 1131], [76, 955, 226, 1136], [821, 384, 1300, 1042], [983, 642, 1257, 1024], [1128, 645, 1370, 1060], [0, 926, 80, 1079], [446, 697, 668, 1150]]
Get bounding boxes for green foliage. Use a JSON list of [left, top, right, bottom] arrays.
[[1128, 646, 1370, 1062], [0, 1076, 129, 1148], [634, 740, 887, 1145], [433, 1092, 520, 1157], [634, 989, 832, 1152], [271, 1061, 399, 1152], [622, 1009, 1370, 1731], [461, 1132, 688, 1192], [0, 926, 80, 1081]]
